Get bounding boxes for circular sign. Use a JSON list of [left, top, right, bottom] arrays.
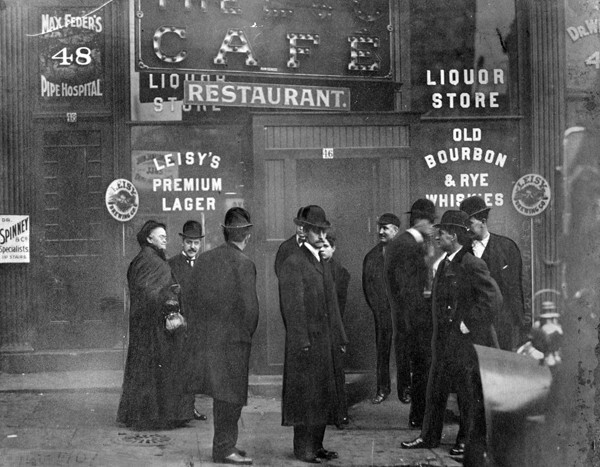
[[511, 174, 551, 217], [105, 179, 139, 222]]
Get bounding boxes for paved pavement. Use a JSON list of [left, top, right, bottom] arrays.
[[0, 371, 462, 467]]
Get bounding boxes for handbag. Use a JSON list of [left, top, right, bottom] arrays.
[[164, 299, 187, 333]]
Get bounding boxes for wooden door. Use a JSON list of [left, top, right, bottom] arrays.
[[252, 113, 416, 374], [36, 124, 122, 349]]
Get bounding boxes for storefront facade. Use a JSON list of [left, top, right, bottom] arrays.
[[1, 0, 565, 376]]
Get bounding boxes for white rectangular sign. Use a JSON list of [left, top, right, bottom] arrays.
[[0, 215, 30, 263]]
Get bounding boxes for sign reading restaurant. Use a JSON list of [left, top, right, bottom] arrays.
[[135, 0, 391, 80]]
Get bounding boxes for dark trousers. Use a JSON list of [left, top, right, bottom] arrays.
[[407, 324, 432, 425], [373, 309, 393, 395], [394, 328, 412, 397], [293, 424, 326, 460], [421, 331, 487, 458], [212, 399, 243, 461]]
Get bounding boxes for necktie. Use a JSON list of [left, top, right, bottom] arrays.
[[187, 257, 194, 268]]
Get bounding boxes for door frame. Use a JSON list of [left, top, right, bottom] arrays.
[[251, 111, 420, 374]]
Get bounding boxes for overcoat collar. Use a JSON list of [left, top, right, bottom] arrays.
[[301, 244, 324, 275]]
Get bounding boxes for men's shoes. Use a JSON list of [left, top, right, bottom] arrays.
[[316, 448, 339, 460], [193, 408, 207, 421], [449, 442, 465, 456], [295, 455, 323, 464], [401, 437, 432, 449], [218, 452, 253, 465], [371, 393, 388, 404], [234, 447, 247, 457], [399, 387, 411, 404]]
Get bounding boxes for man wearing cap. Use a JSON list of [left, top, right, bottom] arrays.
[[384, 200, 436, 428], [362, 213, 400, 404], [402, 210, 501, 467], [279, 205, 348, 463], [274, 207, 306, 278], [168, 220, 207, 422], [184, 208, 259, 465], [460, 196, 526, 351]]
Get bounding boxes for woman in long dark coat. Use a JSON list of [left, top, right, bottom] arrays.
[[117, 220, 194, 429]]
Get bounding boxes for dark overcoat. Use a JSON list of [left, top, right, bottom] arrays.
[[279, 246, 348, 427], [168, 253, 195, 291], [117, 246, 193, 426], [184, 242, 259, 406], [480, 233, 526, 350], [274, 235, 301, 277], [362, 243, 391, 322], [431, 247, 501, 355], [384, 231, 431, 333], [330, 258, 350, 318]]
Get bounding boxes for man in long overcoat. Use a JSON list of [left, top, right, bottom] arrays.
[[279, 205, 348, 464], [402, 210, 501, 467], [362, 213, 401, 405], [460, 196, 527, 350], [274, 207, 306, 277], [168, 219, 207, 421], [117, 220, 193, 429], [184, 208, 259, 465], [384, 200, 436, 428]]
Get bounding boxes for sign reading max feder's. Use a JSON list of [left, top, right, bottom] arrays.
[[0, 216, 30, 264], [37, 7, 105, 106], [135, 0, 391, 80], [184, 81, 350, 111]]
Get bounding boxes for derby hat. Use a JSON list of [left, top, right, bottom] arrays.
[[296, 205, 331, 230], [460, 196, 491, 218], [406, 199, 437, 221], [178, 220, 204, 239], [434, 210, 469, 230], [293, 206, 305, 226], [377, 213, 400, 227], [221, 207, 253, 229]]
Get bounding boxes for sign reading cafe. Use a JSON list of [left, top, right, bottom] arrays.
[[37, 8, 105, 102], [135, 0, 392, 80]]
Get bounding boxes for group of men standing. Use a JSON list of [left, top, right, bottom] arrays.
[[119, 194, 526, 466], [363, 196, 526, 466]]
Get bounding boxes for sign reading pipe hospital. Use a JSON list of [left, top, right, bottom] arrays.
[[37, 7, 106, 107], [0, 216, 30, 263]]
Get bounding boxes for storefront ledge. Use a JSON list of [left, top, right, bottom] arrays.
[[0, 349, 125, 374]]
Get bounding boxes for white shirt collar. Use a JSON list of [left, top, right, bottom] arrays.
[[304, 242, 321, 262], [474, 232, 491, 247], [406, 228, 424, 243], [446, 246, 463, 262]]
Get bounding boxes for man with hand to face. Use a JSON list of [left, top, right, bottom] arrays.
[[279, 205, 348, 464]]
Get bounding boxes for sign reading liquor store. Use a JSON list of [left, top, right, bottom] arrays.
[[135, 0, 391, 80]]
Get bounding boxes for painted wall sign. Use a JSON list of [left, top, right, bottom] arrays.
[[0, 216, 30, 264], [105, 179, 139, 222], [134, 0, 391, 80], [37, 7, 106, 107], [183, 81, 350, 111], [512, 174, 551, 217]]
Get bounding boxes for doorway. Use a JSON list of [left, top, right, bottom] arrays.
[[252, 112, 416, 374]]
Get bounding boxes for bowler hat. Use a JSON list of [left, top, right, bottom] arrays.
[[293, 206, 305, 226], [460, 196, 491, 218], [221, 207, 253, 229], [296, 205, 331, 230], [377, 213, 400, 227], [178, 220, 204, 239], [434, 210, 469, 230], [406, 199, 436, 222]]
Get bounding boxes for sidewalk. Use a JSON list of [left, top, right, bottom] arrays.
[[0, 371, 462, 466]]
